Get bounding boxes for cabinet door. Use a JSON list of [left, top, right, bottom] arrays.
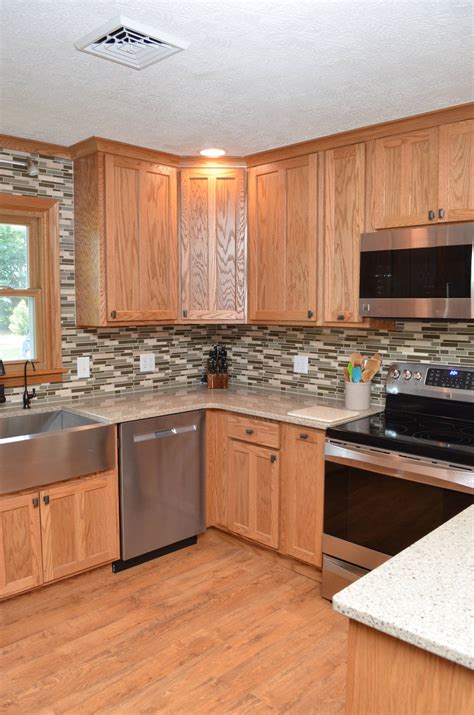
[[323, 143, 365, 324], [206, 411, 228, 528], [438, 119, 474, 222], [281, 426, 325, 567], [373, 128, 438, 228], [248, 155, 317, 322], [40, 471, 119, 583], [105, 155, 178, 323], [0, 492, 43, 598], [181, 168, 245, 322], [227, 440, 279, 548]]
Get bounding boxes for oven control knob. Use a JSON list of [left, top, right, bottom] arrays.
[[390, 368, 400, 379], [413, 371, 422, 381], [402, 369, 412, 380]]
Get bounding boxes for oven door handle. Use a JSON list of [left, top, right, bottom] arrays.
[[325, 440, 474, 493]]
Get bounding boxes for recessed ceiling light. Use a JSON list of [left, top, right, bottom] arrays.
[[200, 148, 226, 158]]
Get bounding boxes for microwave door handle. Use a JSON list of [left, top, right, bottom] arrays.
[[324, 440, 474, 493]]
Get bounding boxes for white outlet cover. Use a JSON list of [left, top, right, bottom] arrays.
[[293, 355, 309, 374], [77, 356, 90, 379], [140, 353, 156, 373]]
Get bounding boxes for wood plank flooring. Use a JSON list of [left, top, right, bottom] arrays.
[[1, 529, 348, 714]]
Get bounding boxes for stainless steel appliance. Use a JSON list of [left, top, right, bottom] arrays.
[[322, 362, 474, 599], [359, 223, 473, 319], [115, 410, 205, 571]]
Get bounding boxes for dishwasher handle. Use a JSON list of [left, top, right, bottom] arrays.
[[133, 424, 198, 443]]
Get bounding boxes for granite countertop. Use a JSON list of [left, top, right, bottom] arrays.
[[333, 506, 474, 670], [0, 383, 381, 429]]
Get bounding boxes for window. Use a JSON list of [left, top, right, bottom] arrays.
[[0, 194, 63, 387]]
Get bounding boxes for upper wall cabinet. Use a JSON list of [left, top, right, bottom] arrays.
[[438, 119, 474, 222], [75, 152, 178, 327], [248, 155, 318, 323], [322, 143, 365, 325], [180, 168, 246, 322], [373, 128, 439, 228]]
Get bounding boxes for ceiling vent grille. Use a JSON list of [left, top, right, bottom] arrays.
[[75, 16, 189, 70]]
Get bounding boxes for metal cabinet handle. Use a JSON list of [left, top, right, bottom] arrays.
[[110, 310, 117, 319], [245, 428, 254, 435], [307, 310, 314, 318], [270, 455, 277, 463], [337, 314, 345, 321], [428, 210, 435, 221], [299, 433, 309, 440], [438, 208, 445, 219], [182, 309, 188, 318], [43, 495, 50, 505], [32, 497, 39, 507]]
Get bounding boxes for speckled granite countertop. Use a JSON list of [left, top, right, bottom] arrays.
[[0, 383, 381, 429], [333, 506, 474, 670]]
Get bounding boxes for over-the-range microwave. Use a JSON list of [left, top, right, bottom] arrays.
[[359, 223, 473, 319]]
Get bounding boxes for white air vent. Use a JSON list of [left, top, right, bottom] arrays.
[[74, 16, 189, 70]]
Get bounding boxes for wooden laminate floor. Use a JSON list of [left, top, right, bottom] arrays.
[[1, 529, 348, 714]]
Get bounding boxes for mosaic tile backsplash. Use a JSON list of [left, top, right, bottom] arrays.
[[1, 148, 473, 406]]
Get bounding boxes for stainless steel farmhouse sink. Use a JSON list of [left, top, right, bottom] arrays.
[[0, 409, 116, 494]]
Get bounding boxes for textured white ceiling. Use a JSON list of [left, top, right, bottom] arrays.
[[1, 0, 473, 155]]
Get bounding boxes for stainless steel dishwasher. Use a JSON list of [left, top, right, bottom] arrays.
[[114, 410, 205, 571]]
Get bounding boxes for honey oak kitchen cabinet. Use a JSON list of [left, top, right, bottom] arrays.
[[373, 119, 474, 228], [180, 168, 246, 322], [75, 152, 178, 327], [248, 155, 318, 323], [0, 470, 119, 599]]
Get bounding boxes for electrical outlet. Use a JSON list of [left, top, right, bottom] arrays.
[[140, 353, 156, 373], [77, 356, 90, 379], [293, 355, 309, 374]]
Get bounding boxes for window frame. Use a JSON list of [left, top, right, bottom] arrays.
[[0, 194, 64, 387]]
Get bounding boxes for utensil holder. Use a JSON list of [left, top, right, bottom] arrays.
[[207, 374, 229, 389], [345, 381, 371, 411]]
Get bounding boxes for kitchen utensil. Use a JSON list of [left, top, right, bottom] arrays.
[[361, 367, 377, 382], [349, 352, 363, 368], [361, 356, 369, 370], [352, 367, 362, 383], [343, 367, 350, 382], [347, 362, 353, 381]]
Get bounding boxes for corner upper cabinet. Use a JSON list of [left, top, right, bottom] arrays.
[[75, 152, 179, 326], [248, 155, 318, 323], [373, 128, 439, 228], [322, 143, 365, 325], [180, 168, 246, 322], [438, 119, 474, 222]]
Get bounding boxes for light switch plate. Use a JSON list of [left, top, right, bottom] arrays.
[[140, 353, 156, 373], [293, 355, 309, 374], [77, 356, 90, 379]]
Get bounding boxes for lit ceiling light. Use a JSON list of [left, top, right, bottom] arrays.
[[199, 148, 226, 158]]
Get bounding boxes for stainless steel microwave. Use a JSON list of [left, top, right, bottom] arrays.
[[359, 223, 473, 319]]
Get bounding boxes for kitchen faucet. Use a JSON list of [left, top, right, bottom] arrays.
[[23, 360, 36, 409]]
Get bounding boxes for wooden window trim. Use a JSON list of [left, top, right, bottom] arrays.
[[0, 194, 65, 387]]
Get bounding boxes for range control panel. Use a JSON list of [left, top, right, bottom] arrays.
[[425, 367, 473, 390]]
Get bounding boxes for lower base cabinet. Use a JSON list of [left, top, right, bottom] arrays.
[[0, 469, 119, 599]]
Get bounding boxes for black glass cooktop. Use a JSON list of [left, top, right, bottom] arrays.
[[327, 396, 474, 468]]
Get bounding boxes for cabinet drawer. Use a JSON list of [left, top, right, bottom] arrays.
[[227, 414, 280, 449], [290, 427, 324, 445]]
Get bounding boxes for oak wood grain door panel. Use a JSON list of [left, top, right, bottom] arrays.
[[373, 128, 439, 228], [248, 155, 317, 322], [206, 410, 228, 528], [323, 143, 365, 324], [0, 492, 43, 598], [40, 471, 119, 583], [105, 155, 178, 323], [281, 425, 325, 567], [438, 119, 474, 222], [227, 439, 279, 548], [180, 168, 245, 322]]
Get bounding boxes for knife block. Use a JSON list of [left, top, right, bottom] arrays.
[[207, 374, 229, 389]]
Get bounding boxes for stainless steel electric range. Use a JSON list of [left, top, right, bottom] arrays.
[[322, 361, 474, 599]]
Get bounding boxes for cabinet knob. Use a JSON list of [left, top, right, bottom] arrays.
[[32, 497, 39, 507], [428, 210, 435, 221], [299, 433, 309, 440], [438, 208, 445, 219], [43, 495, 50, 505], [245, 428, 254, 435], [307, 310, 314, 319], [270, 454, 277, 463], [110, 310, 117, 319]]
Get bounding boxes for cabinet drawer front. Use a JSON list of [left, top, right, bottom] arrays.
[[290, 427, 324, 445], [227, 414, 280, 448]]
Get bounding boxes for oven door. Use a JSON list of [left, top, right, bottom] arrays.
[[323, 439, 474, 596], [359, 223, 474, 319]]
